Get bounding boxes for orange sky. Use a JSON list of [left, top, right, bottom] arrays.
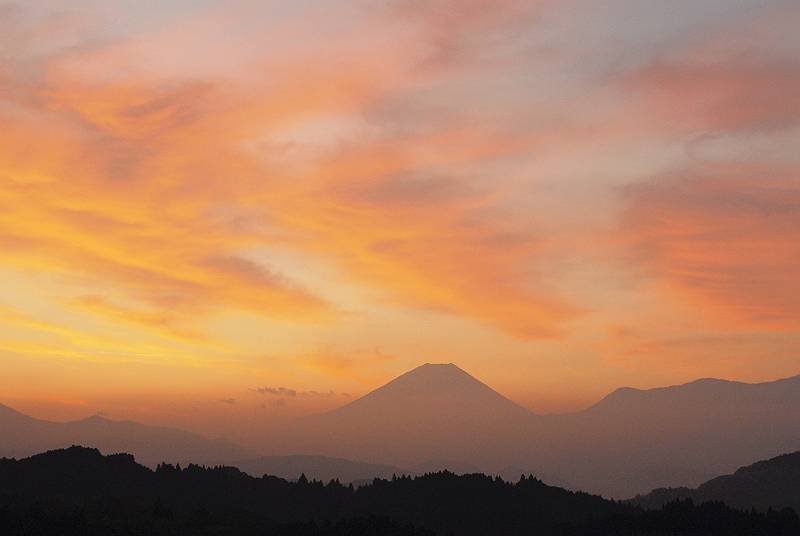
[[1, 0, 799, 435]]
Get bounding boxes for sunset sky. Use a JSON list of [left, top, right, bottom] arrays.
[[1, 0, 798, 434]]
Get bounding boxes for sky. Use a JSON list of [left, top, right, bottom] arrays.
[[1, 0, 798, 435]]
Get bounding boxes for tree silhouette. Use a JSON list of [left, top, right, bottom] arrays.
[[0, 446, 797, 535]]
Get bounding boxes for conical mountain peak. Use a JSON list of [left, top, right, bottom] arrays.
[[291, 363, 537, 468], [419, 362, 458, 369], [382, 362, 480, 392], [322, 363, 534, 420]]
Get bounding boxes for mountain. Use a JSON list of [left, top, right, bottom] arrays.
[[271, 366, 800, 499], [4, 447, 796, 536], [0, 403, 411, 485], [539, 374, 800, 497], [280, 363, 539, 468], [632, 451, 800, 513], [0, 403, 250, 467]]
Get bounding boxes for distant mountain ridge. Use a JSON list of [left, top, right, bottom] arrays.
[[276, 365, 800, 498], [0, 400, 531, 485], [632, 450, 800, 513], [0, 403, 250, 467], [587, 375, 800, 413], [538, 373, 800, 497], [3, 365, 800, 498]]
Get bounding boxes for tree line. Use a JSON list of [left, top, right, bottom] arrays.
[[1, 446, 797, 535]]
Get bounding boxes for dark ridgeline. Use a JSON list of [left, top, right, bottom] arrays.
[[1, 447, 798, 536], [633, 451, 800, 514]]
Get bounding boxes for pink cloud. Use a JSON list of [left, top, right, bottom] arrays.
[[623, 164, 800, 329]]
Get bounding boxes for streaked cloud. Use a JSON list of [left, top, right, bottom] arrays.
[[624, 165, 800, 329]]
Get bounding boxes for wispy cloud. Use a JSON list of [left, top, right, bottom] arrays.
[[623, 164, 800, 329]]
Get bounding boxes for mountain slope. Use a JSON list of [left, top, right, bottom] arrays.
[[328, 363, 533, 421], [633, 451, 800, 513], [537, 374, 800, 497], [282, 363, 539, 467]]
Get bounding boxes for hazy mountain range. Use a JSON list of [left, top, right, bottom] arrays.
[[0, 403, 249, 467], [536, 373, 800, 496], [3, 363, 800, 498], [274, 363, 800, 497]]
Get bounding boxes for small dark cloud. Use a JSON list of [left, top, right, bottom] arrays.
[[270, 398, 287, 408], [252, 386, 350, 399], [254, 386, 297, 397], [305, 390, 351, 399]]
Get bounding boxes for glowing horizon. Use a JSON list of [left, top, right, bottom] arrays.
[[1, 0, 798, 435]]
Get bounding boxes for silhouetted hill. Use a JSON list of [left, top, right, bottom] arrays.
[[633, 451, 800, 513], [0, 404, 250, 466], [1, 447, 797, 536], [495, 465, 573, 489], [409, 459, 482, 476]]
